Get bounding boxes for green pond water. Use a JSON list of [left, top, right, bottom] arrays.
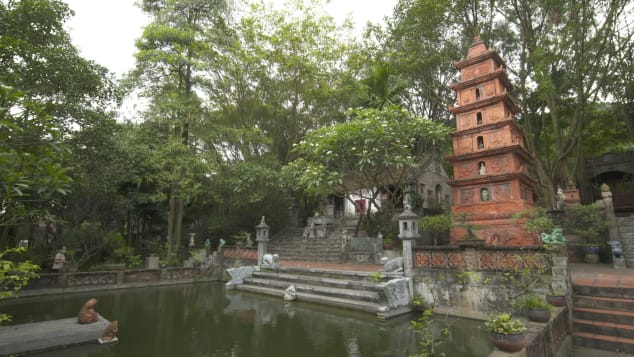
[[2, 282, 493, 357]]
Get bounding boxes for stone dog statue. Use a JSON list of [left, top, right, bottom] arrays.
[[78, 298, 99, 324], [262, 253, 280, 267], [100, 320, 119, 343]]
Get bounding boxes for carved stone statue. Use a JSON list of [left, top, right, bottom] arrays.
[[78, 298, 99, 324], [284, 285, 297, 301], [479, 162, 486, 175], [556, 187, 566, 209], [262, 253, 279, 267], [100, 320, 118, 342]]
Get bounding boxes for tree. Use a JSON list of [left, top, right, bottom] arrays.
[[0, 0, 118, 244], [385, 0, 634, 206], [284, 105, 452, 233], [502, 0, 634, 206], [131, 0, 230, 263]]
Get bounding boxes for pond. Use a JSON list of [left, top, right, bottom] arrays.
[[2, 283, 493, 357]]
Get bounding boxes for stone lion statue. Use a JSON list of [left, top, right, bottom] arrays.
[[78, 298, 99, 324]]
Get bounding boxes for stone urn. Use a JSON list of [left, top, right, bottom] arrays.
[[526, 308, 551, 323], [491, 332, 526, 353], [546, 294, 567, 307]]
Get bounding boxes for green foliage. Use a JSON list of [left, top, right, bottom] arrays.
[[0, 0, 117, 233], [516, 295, 552, 312], [59, 222, 121, 269], [369, 272, 384, 282], [512, 207, 555, 235], [113, 246, 143, 269], [409, 308, 451, 357], [284, 105, 452, 205], [364, 209, 399, 243], [563, 203, 608, 243], [0, 247, 40, 324], [419, 213, 451, 246], [485, 313, 526, 335]]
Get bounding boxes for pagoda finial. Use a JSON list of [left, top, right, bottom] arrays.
[[472, 29, 482, 45]]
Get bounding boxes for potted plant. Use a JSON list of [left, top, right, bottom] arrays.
[[517, 295, 552, 322], [485, 313, 527, 353], [564, 204, 608, 263], [545, 291, 567, 307]]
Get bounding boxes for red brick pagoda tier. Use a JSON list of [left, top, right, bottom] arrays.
[[447, 36, 537, 246]]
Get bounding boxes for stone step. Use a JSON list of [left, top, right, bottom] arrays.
[[234, 284, 383, 314], [573, 307, 634, 325], [252, 271, 381, 292], [574, 319, 634, 340], [243, 277, 381, 302], [271, 266, 396, 282], [572, 331, 634, 354], [574, 295, 634, 312], [574, 284, 634, 299]]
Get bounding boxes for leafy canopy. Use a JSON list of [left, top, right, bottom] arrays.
[[284, 105, 452, 197]]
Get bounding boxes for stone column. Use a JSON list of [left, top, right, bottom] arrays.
[[256, 216, 270, 265], [397, 207, 420, 277]]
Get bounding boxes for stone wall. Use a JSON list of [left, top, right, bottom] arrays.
[[412, 245, 556, 319]]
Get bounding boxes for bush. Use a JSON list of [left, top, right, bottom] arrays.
[[485, 313, 526, 334], [563, 204, 607, 243]]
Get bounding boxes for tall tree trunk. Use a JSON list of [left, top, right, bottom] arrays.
[[166, 194, 176, 264], [174, 197, 184, 260]]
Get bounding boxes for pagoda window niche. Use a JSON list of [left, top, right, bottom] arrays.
[[478, 162, 486, 175], [480, 188, 490, 201], [476, 112, 483, 126], [477, 136, 484, 149], [475, 88, 481, 101]]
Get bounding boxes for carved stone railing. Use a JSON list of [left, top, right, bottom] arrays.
[[222, 246, 258, 261], [23, 267, 203, 293], [413, 245, 549, 271]]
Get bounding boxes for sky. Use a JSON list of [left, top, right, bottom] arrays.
[[64, 0, 398, 79]]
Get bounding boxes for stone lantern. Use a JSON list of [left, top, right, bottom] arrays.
[[398, 206, 419, 277], [256, 216, 270, 265]]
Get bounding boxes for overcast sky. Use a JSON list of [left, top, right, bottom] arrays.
[[63, 0, 398, 78]]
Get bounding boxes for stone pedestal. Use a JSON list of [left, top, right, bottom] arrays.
[[144, 256, 159, 270]]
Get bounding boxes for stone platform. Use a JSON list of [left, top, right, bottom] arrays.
[[0, 316, 113, 356]]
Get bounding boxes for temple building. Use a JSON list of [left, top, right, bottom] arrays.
[[447, 36, 537, 246]]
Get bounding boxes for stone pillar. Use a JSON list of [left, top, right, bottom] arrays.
[[256, 216, 270, 265], [397, 207, 419, 277], [600, 184, 627, 269]]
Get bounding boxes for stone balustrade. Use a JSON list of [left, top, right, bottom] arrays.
[[23, 267, 204, 292], [413, 245, 550, 271]]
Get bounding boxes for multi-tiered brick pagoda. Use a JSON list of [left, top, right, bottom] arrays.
[[447, 36, 537, 246]]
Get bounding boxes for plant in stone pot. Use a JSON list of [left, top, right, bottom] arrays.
[[517, 295, 552, 323], [545, 291, 567, 307], [564, 204, 607, 263], [485, 313, 527, 353]]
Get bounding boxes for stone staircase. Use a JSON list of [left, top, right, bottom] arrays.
[[268, 217, 371, 263], [616, 213, 634, 268], [233, 266, 409, 319], [572, 280, 634, 353], [268, 226, 343, 263]]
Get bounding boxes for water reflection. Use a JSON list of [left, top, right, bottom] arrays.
[[1, 283, 491, 357]]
